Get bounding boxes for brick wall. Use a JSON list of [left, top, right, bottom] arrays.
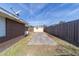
[[0, 18, 26, 43], [6, 18, 25, 40]]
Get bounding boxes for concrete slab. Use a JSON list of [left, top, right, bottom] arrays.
[[27, 32, 57, 45]]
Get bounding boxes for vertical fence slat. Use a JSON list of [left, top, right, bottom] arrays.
[[44, 20, 79, 47]]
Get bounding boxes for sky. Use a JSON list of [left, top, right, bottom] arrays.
[[0, 3, 79, 26]]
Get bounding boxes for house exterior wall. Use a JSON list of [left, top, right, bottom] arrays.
[[6, 18, 25, 40], [0, 17, 26, 43]]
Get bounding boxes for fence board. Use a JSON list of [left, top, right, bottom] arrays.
[[44, 20, 79, 47]]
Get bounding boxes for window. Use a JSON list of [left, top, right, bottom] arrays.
[[0, 16, 6, 37]]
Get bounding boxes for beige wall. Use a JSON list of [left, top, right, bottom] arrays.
[[34, 27, 44, 32]]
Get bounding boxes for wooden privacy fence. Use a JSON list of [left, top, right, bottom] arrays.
[[44, 20, 79, 47]]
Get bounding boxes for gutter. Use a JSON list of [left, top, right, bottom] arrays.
[[0, 7, 26, 24]]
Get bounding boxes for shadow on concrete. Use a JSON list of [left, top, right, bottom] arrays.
[[0, 36, 25, 52]]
